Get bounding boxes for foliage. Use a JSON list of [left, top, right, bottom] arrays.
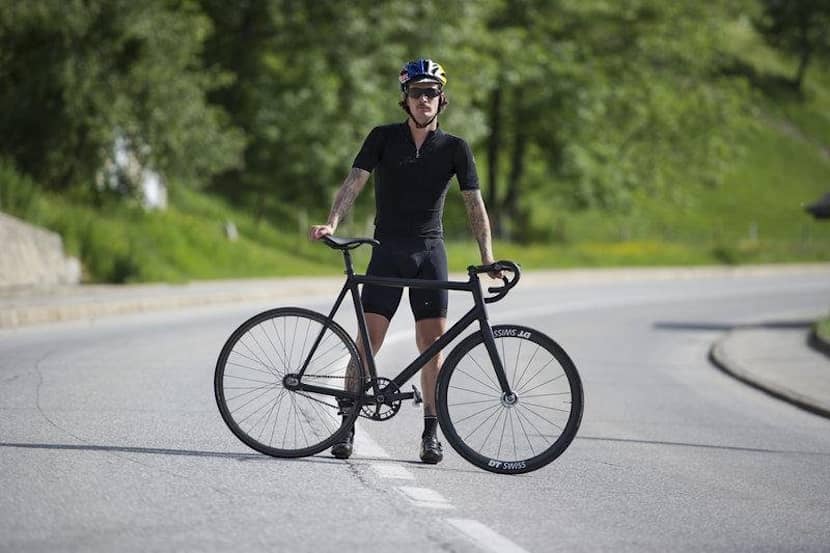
[[754, 0, 830, 90], [816, 314, 830, 344], [1, 0, 829, 283], [0, 0, 244, 193]]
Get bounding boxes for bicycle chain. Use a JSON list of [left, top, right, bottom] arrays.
[[289, 375, 401, 421]]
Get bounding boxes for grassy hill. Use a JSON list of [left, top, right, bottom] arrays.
[[2, 20, 829, 283]]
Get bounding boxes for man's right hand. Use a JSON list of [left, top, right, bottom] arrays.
[[308, 224, 335, 240]]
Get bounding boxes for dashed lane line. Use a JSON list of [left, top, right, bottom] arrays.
[[370, 462, 416, 480], [447, 518, 533, 553], [394, 486, 455, 510], [353, 424, 535, 553]]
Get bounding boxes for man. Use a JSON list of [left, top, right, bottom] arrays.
[[309, 58, 497, 464]]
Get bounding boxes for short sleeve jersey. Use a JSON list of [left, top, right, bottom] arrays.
[[352, 122, 479, 239]]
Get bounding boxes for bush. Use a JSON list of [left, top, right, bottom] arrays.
[[0, 158, 37, 216]]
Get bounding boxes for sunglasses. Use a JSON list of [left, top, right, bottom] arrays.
[[406, 87, 442, 99]]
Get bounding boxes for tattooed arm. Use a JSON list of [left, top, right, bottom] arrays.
[[309, 168, 371, 240], [462, 189, 496, 265]]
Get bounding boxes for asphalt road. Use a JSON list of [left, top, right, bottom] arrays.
[[2, 268, 829, 552]]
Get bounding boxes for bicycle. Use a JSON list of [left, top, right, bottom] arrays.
[[214, 235, 583, 474]]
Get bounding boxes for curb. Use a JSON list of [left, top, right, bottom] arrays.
[[0, 279, 343, 329], [807, 327, 830, 358], [709, 331, 830, 419]]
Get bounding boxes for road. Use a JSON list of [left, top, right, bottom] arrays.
[[2, 268, 829, 552]]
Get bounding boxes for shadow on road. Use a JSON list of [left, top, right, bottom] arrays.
[[577, 435, 830, 457], [653, 320, 814, 332], [0, 441, 484, 473]]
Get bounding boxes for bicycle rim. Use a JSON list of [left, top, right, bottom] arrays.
[[214, 307, 363, 458], [437, 325, 583, 474]]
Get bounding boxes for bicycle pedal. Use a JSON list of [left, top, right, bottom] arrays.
[[411, 385, 423, 406]]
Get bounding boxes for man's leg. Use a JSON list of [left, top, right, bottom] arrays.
[[416, 316, 448, 464], [332, 312, 390, 459], [350, 313, 391, 385], [416, 316, 448, 416]]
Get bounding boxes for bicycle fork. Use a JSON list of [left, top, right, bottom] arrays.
[[471, 277, 516, 404]]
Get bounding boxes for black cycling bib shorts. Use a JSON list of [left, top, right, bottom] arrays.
[[361, 237, 449, 321]]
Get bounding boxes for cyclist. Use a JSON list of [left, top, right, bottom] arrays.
[[309, 58, 497, 464]]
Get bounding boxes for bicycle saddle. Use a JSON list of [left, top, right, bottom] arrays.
[[322, 235, 380, 250]]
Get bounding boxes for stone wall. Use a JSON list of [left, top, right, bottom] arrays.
[[0, 212, 80, 288]]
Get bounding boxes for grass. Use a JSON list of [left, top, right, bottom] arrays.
[[2, 19, 830, 283], [816, 315, 830, 344], [3, 113, 829, 283]]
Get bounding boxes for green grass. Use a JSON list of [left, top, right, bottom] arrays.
[[3, 111, 829, 283], [4, 184, 341, 283], [2, 19, 830, 283], [816, 314, 830, 344]]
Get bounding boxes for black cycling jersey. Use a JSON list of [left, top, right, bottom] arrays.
[[352, 122, 479, 239]]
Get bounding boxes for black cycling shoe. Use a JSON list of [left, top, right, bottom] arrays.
[[419, 434, 443, 464], [331, 428, 354, 459]]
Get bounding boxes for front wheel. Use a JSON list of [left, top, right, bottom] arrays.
[[436, 325, 583, 474]]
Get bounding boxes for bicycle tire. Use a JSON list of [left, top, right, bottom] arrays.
[[214, 307, 364, 458], [436, 324, 583, 474]]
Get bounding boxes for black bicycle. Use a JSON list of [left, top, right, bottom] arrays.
[[214, 235, 583, 474]]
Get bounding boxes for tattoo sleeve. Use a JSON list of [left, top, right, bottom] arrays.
[[327, 168, 370, 228], [462, 189, 494, 262]]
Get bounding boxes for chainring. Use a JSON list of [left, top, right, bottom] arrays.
[[360, 377, 402, 421]]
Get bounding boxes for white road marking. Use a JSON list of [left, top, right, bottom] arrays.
[[370, 463, 416, 480], [447, 518, 533, 553], [353, 425, 390, 459], [395, 486, 455, 510]]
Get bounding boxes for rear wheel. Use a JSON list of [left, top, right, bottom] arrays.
[[214, 307, 363, 457], [436, 325, 583, 474]]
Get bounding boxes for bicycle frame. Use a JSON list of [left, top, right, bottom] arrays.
[[292, 247, 511, 401]]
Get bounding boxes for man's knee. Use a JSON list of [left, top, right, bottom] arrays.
[[416, 318, 446, 352]]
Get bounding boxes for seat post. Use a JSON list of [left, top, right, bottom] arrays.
[[342, 249, 355, 276]]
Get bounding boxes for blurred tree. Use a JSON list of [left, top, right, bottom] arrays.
[[755, 0, 830, 91], [0, 1, 244, 195], [477, 0, 754, 241], [200, 0, 487, 226]]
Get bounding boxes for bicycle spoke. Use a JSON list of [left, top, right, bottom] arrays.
[[515, 404, 552, 443], [226, 354, 279, 378], [449, 384, 497, 398], [253, 390, 282, 441], [516, 357, 561, 394], [513, 344, 541, 392], [223, 372, 278, 386], [511, 337, 523, 389], [233, 342, 281, 378], [466, 350, 499, 390], [452, 401, 501, 424], [521, 373, 566, 395], [480, 408, 505, 454], [462, 402, 502, 442], [225, 382, 274, 403], [513, 406, 536, 456], [249, 328, 283, 377], [509, 408, 518, 459], [447, 398, 499, 407], [517, 402, 564, 432], [455, 366, 500, 394], [236, 387, 285, 426], [261, 320, 289, 373], [496, 405, 509, 458], [521, 400, 571, 414]]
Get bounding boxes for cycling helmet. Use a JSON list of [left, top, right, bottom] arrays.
[[399, 58, 447, 91]]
